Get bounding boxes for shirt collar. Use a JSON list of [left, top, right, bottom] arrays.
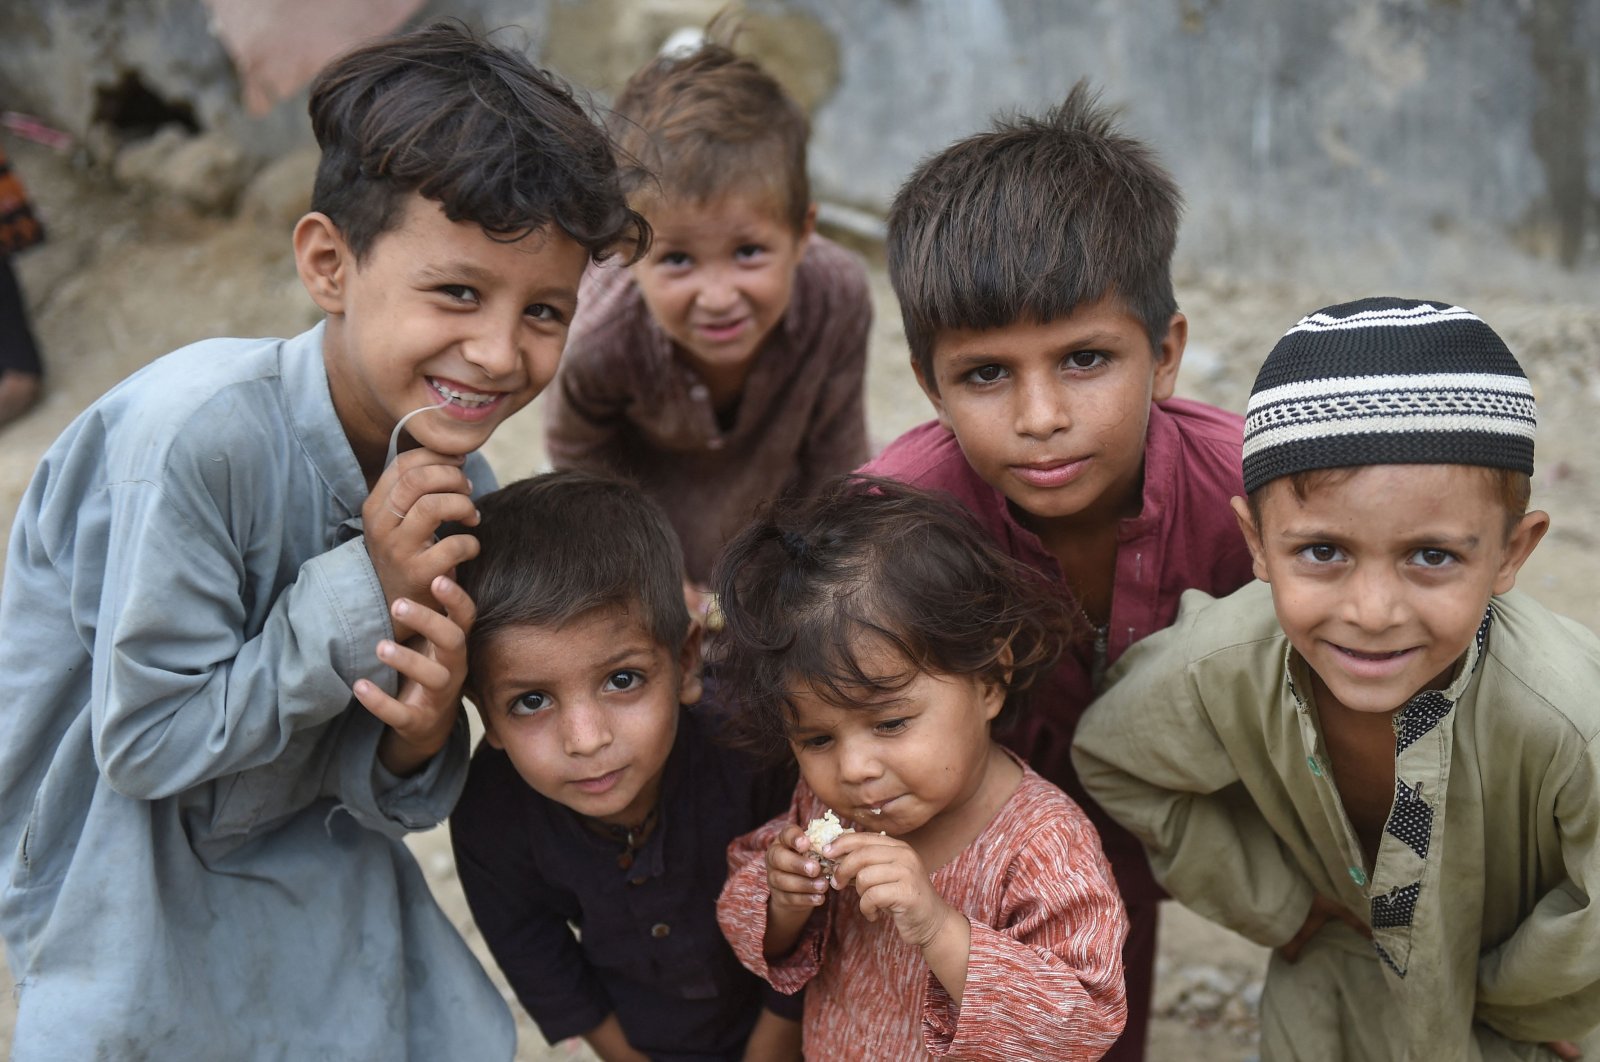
[[280, 321, 369, 522]]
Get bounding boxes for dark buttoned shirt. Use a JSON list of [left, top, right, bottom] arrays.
[[451, 706, 796, 1059]]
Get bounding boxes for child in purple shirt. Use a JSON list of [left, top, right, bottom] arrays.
[[859, 85, 1255, 1060]]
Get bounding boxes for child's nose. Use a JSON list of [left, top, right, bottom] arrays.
[[835, 740, 882, 784], [462, 316, 523, 380], [560, 700, 613, 757], [1345, 566, 1406, 632], [1013, 377, 1070, 439], [695, 274, 740, 315]]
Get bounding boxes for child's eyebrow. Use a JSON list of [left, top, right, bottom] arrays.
[[942, 331, 1125, 371]]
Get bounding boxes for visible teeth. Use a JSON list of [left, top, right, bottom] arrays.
[[431, 380, 496, 407]]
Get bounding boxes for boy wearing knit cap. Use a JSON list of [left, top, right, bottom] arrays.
[[1074, 298, 1600, 1060]]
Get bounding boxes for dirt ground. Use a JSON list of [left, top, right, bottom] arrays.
[[1, 135, 1597, 1059]]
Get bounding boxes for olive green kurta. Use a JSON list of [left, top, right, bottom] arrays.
[[1073, 581, 1600, 1061]]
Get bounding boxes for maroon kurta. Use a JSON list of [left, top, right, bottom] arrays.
[[546, 235, 871, 584]]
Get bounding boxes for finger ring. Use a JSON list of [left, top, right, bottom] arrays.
[[389, 507, 406, 520]]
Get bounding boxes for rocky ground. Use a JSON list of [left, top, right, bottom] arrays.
[[1, 133, 1597, 1059]]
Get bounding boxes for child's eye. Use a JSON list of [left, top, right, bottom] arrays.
[[526, 303, 564, 324], [734, 243, 766, 261], [794, 734, 832, 751], [1297, 543, 1345, 564], [439, 284, 479, 304], [658, 251, 691, 268], [966, 364, 1007, 385], [604, 669, 645, 692], [1065, 350, 1107, 370], [509, 691, 550, 716], [1412, 548, 1457, 568], [874, 717, 909, 735]]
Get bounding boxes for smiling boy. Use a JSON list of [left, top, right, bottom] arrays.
[[0, 22, 644, 1059], [1075, 299, 1600, 1060], [546, 40, 871, 590], [450, 471, 802, 1061], [860, 84, 1254, 1057]]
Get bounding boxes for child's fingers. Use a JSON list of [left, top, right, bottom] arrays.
[[767, 842, 818, 879], [778, 825, 811, 855], [1544, 1041, 1582, 1061], [415, 531, 482, 580], [392, 587, 472, 658], [352, 674, 411, 731], [431, 575, 477, 636], [768, 869, 829, 905], [375, 634, 453, 692]]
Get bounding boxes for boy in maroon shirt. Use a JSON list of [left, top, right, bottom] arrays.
[[859, 84, 1254, 1060]]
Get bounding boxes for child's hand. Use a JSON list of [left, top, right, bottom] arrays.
[[766, 825, 830, 913], [355, 576, 475, 777], [823, 832, 964, 951], [362, 446, 480, 639], [1544, 1041, 1581, 1061], [1280, 893, 1370, 963]]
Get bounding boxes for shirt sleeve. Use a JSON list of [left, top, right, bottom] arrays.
[[793, 253, 872, 494], [1475, 731, 1600, 1043], [717, 788, 828, 996], [1071, 603, 1315, 949], [451, 756, 614, 1044], [923, 800, 1130, 1060], [88, 469, 394, 802]]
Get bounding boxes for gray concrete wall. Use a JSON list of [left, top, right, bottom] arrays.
[[2, 0, 1595, 296]]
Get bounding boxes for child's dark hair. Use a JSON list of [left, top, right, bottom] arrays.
[[455, 471, 691, 677], [887, 81, 1181, 389], [609, 41, 811, 232], [307, 19, 649, 263], [711, 476, 1076, 760]]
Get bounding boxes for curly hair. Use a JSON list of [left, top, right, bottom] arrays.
[[711, 476, 1078, 761]]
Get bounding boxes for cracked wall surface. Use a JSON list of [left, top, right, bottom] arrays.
[[0, 0, 1593, 293]]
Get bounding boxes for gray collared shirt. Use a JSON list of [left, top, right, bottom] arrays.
[[0, 324, 512, 1060]]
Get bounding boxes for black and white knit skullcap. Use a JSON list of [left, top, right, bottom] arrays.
[[1242, 297, 1536, 494]]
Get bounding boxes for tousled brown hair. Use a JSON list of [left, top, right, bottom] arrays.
[[308, 19, 649, 263], [454, 471, 691, 682], [609, 41, 810, 231], [888, 81, 1181, 389], [710, 476, 1077, 762]]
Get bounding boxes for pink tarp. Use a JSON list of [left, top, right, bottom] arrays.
[[201, 0, 426, 115]]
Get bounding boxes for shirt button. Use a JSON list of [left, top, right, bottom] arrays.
[[1348, 866, 1368, 886], [689, 383, 710, 401], [707, 437, 724, 450], [650, 923, 671, 939]]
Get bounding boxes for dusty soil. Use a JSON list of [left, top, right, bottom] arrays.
[[2, 136, 1598, 1060]]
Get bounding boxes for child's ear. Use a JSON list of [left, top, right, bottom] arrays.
[[465, 690, 505, 750], [981, 643, 1015, 723], [798, 201, 818, 244], [1150, 311, 1187, 403], [1230, 495, 1272, 583], [676, 623, 706, 706], [293, 211, 353, 315], [1492, 509, 1550, 595], [912, 357, 954, 431]]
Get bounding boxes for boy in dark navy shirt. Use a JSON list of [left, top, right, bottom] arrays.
[[450, 471, 799, 1060]]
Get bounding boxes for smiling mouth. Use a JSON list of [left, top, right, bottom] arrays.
[[695, 317, 750, 341], [427, 377, 502, 409]]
